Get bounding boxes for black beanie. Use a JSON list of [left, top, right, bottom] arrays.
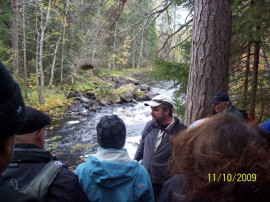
[[17, 107, 51, 135], [96, 115, 126, 149], [0, 61, 25, 140]]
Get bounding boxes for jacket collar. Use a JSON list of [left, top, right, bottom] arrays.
[[11, 144, 55, 163], [152, 117, 181, 133]]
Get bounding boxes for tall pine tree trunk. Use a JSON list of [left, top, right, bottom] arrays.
[[243, 42, 251, 108], [250, 40, 260, 119], [184, 0, 232, 126]]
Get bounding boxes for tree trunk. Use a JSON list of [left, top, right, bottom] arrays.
[[11, 0, 19, 80], [184, 0, 232, 126], [22, 1, 28, 98], [113, 22, 117, 69], [38, 0, 52, 104], [261, 43, 269, 69], [35, 1, 41, 104], [112, 21, 117, 69], [49, 35, 62, 87], [39, 11, 45, 104], [243, 42, 251, 108], [60, 0, 69, 84], [91, 0, 102, 64], [250, 40, 260, 120], [137, 29, 145, 68]]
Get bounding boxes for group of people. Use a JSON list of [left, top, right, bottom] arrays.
[[1, 59, 270, 202]]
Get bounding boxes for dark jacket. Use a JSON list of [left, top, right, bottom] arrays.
[[2, 144, 89, 202], [134, 117, 186, 185], [224, 102, 246, 120], [0, 175, 39, 202], [157, 174, 187, 202]]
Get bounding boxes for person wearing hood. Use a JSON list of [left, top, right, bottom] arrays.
[[75, 115, 154, 202]]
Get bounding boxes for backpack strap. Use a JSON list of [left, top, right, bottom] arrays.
[[18, 161, 63, 200]]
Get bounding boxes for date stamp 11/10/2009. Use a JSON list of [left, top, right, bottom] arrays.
[[208, 173, 257, 182]]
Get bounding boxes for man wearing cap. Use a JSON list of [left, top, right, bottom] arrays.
[[134, 94, 186, 199], [75, 115, 154, 202], [0, 61, 38, 201], [2, 107, 89, 201], [210, 92, 246, 120]]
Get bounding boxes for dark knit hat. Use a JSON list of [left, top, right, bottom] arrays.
[[210, 92, 230, 104], [0, 61, 25, 140], [17, 107, 51, 135], [96, 115, 126, 149]]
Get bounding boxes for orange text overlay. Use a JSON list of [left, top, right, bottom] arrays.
[[208, 173, 256, 182]]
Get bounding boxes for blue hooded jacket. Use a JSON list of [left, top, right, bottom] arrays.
[[75, 148, 154, 202], [261, 118, 270, 134]]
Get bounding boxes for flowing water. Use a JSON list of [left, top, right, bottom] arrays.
[[46, 82, 177, 170]]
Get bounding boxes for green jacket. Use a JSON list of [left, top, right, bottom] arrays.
[[224, 102, 246, 120]]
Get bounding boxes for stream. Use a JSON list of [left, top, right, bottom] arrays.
[[46, 82, 177, 170]]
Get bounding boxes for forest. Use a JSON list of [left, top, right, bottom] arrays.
[[0, 0, 269, 125]]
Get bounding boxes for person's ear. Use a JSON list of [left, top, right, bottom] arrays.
[[36, 128, 45, 149]]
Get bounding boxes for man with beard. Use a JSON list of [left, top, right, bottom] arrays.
[[134, 94, 186, 200]]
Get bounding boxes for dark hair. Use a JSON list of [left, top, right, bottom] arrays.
[[161, 103, 173, 117], [96, 115, 126, 149], [171, 115, 270, 201]]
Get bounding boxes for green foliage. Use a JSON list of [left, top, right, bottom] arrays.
[[229, 0, 270, 123], [232, 0, 270, 43], [97, 67, 125, 77], [110, 36, 131, 67], [23, 81, 73, 119], [173, 98, 186, 120], [95, 83, 114, 98], [150, 58, 189, 118], [73, 82, 94, 92], [150, 40, 191, 118], [151, 58, 189, 93], [97, 66, 144, 77]]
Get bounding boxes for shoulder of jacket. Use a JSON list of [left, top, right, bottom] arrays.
[[173, 117, 187, 130], [135, 164, 150, 178], [145, 120, 154, 127]]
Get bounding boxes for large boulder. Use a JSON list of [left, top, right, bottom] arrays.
[[66, 91, 78, 99], [116, 84, 137, 102], [135, 90, 149, 101], [98, 92, 121, 105], [139, 84, 150, 91]]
